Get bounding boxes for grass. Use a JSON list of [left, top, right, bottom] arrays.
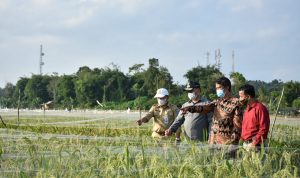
[[0, 113, 299, 177]]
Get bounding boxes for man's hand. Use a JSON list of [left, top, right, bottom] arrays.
[[165, 129, 173, 136], [244, 142, 255, 151], [180, 106, 193, 114], [136, 119, 143, 126]]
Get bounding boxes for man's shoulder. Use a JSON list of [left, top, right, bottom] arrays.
[[227, 97, 240, 106], [168, 103, 179, 110], [181, 101, 193, 108], [150, 104, 159, 110], [254, 101, 268, 110]]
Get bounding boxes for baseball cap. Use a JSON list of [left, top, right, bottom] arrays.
[[154, 88, 169, 98]]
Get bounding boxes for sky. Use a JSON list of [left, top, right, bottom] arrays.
[[0, 0, 299, 88]]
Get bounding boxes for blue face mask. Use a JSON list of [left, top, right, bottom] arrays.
[[216, 89, 225, 98]]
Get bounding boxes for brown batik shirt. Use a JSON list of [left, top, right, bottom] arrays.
[[186, 96, 242, 145]]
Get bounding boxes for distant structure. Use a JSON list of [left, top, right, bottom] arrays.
[[206, 51, 210, 66], [41, 101, 53, 110], [215, 49, 221, 70], [232, 50, 235, 73], [39, 44, 45, 75]]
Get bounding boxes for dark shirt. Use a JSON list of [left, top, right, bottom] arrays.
[[169, 98, 212, 141]]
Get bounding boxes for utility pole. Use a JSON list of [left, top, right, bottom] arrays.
[[39, 44, 45, 75]]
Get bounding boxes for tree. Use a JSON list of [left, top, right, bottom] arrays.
[[128, 64, 144, 75], [143, 58, 160, 96], [257, 86, 269, 104], [184, 65, 223, 99], [56, 75, 76, 108], [13, 77, 29, 107], [24, 75, 51, 108], [284, 81, 300, 107], [230, 72, 246, 95], [292, 98, 300, 109], [0, 83, 15, 108]]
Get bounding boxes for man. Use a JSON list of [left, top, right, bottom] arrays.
[[239, 84, 270, 151], [181, 77, 242, 146], [165, 81, 212, 141], [136, 88, 181, 141]]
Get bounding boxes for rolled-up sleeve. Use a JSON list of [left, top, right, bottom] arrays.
[[141, 106, 155, 123]]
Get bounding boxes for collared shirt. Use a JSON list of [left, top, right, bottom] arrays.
[[192, 96, 242, 144], [141, 103, 179, 134], [241, 101, 270, 145], [169, 98, 212, 141]]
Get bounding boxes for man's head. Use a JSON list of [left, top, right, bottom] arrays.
[[215, 76, 231, 98], [238, 84, 255, 106], [154, 88, 169, 106], [184, 81, 201, 101]]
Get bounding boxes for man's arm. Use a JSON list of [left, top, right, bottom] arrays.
[[231, 105, 243, 143], [168, 110, 185, 133], [253, 106, 270, 145], [136, 106, 155, 125], [206, 111, 213, 135], [181, 102, 214, 114]]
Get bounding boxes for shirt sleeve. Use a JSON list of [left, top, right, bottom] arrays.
[[169, 110, 185, 133], [141, 105, 155, 123], [206, 111, 213, 135], [194, 101, 215, 114], [232, 105, 243, 142], [253, 106, 270, 145]]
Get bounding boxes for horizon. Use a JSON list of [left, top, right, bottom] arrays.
[[1, 0, 299, 87]]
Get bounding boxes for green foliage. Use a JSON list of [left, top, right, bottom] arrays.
[[0, 115, 299, 177], [184, 65, 223, 99], [230, 72, 246, 96], [284, 81, 300, 107], [0, 83, 15, 108], [292, 98, 300, 109], [23, 75, 52, 108], [0, 59, 299, 111]]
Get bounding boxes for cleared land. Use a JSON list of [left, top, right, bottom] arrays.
[[0, 109, 299, 177]]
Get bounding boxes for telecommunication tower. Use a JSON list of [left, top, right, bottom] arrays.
[[39, 44, 45, 75], [206, 51, 210, 66], [215, 49, 221, 70], [232, 50, 235, 73]]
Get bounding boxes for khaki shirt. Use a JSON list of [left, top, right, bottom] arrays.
[[141, 103, 180, 135]]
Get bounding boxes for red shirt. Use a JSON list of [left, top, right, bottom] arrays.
[[241, 101, 270, 145]]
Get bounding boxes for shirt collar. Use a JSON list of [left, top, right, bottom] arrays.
[[247, 100, 258, 111]]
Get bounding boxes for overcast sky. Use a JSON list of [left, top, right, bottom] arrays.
[[0, 0, 299, 88]]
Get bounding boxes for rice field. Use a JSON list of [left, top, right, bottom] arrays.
[[0, 109, 299, 177]]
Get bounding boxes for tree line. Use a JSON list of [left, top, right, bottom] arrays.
[[0, 58, 299, 113]]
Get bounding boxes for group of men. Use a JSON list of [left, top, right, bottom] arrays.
[[136, 76, 270, 152]]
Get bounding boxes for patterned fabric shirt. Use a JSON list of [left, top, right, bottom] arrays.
[[189, 96, 242, 144], [141, 103, 180, 134]]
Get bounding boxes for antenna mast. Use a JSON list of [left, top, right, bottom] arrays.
[[39, 44, 45, 75], [206, 51, 210, 66], [215, 48, 221, 70]]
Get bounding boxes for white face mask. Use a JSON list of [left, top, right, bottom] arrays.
[[157, 98, 167, 106], [188, 92, 197, 100]]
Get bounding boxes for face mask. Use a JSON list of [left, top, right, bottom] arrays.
[[188, 92, 197, 100], [216, 89, 225, 98], [239, 97, 249, 106], [157, 98, 167, 106]]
